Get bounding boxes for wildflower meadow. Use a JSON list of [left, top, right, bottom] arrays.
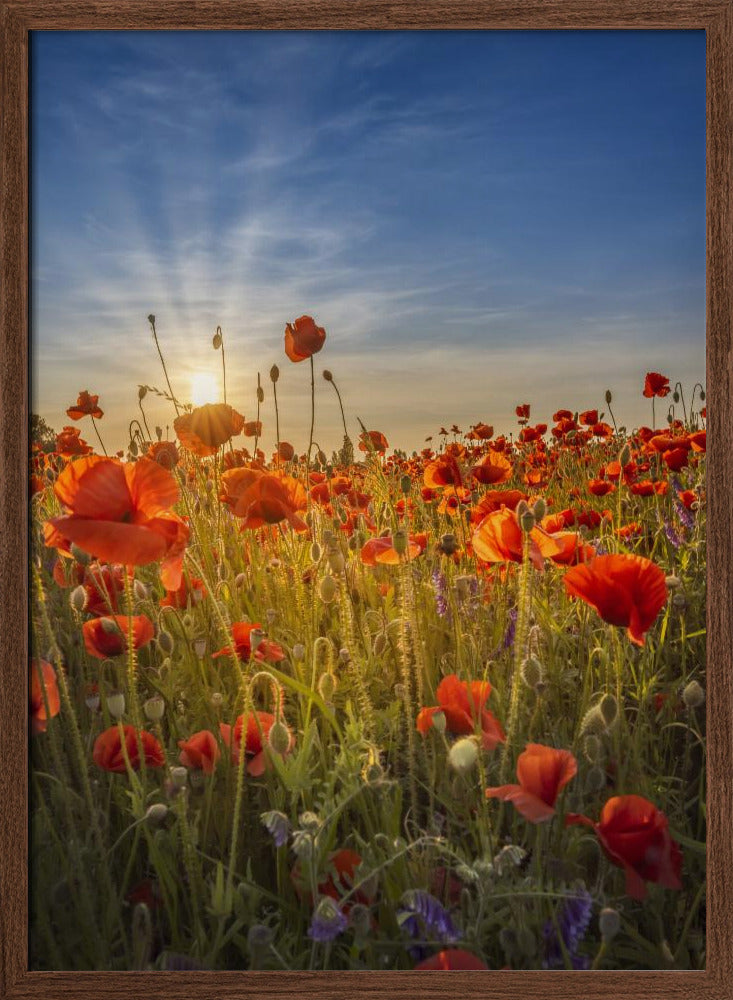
[[29, 316, 706, 971]]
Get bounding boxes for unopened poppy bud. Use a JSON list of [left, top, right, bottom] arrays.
[[319, 574, 337, 603], [439, 532, 458, 555], [145, 802, 168, 824], [682, 680, 705, 709], [70, 585, 87, 612], [672, 592, 687, 611], [70, 543, 91, 565], [310, 542, 322, 562], [193, 637, 207, 658], [270, 364, 280, 383], [339, 647, 350, 664], [268, 720, 292, 755], [516, 499, 530, 519], [599, 907, 621, 943], [583, 734, 602, 763], [317, 450, 327, 465], [328, 549, 345, 573], [520, 510, 536, 532], [147, 314, 156, 325], [665, 574, 681, 589], [85, 687, 100, 712], [448, 736, 478, 773], [157, 630, 174, 655], [257, 386, 264, 403], [318, 672, 336, 702], [211, 691, 223, 708], [235, 572, 247, 589], [605, 389, 613, 405], [372, 632, 387, 656], [580, 705, 606, 736], [107, 690, 125, 718], [673, 390, 680, 404], [134, 579, 149, 601], [213, 331, 222, 349], [155, 426, 162, 441], [129, 439, 139, 457], [348, 903, 371, 939], [249, 628, 264, 654], [400, 474, 412, 495], [431, 709, 447, 734], [599, 693, 618, 728], [138, 385, 148, 401], [144, 695, 165, 721], [322, 369, 333, 382], [520, 655, 543, 689], [532, 498, 547, 520], [586, 765, 606, 793], [619, 443, 631, 467], [247, 924, 274, 953], [699, 388, 706, 400], [292, 643, 305, 661]]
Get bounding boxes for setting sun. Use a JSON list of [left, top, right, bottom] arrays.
[[190, 371, 220, 407]]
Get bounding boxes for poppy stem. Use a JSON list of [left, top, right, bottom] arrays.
[[138, 399, 153, 442], [218, 325, 227, 405], [149, 315, 180, 416], [90, 415, 108, 456]]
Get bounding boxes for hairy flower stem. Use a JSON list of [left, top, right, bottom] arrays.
[[499, 532, 532, 785], [338, 579, 375, 741], [90, 415, 108, 456], [398, 558, 420, 824], [149, 315, 180, 416]]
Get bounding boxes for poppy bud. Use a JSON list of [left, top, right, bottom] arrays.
[[448, 736, 478, 773], [585, 765, 606, 793], [431, 709, 447, 734], [322, 369, 333, 382], [516, 499, 530, 519], [327, 549, 345, 574], [268, 720, 292, 755], [193, 638, 207, 658], [235, 572, 247, 589], [532, 498, 547, 521], [348, 903, 371, 941], [85, 687, 101, 712], [682, 680, 705, 709], [319, 575, 337, 603], [520, 655, 543, 689], [400, 474, 412, 495], [157, 630, 174, 655], [580, 705, 606, 736], [339, 647, 350, 664], [134, 579, 149, 601], [318, 450, 327, 465], [672, 592, 687, 611], [170, 765, 188, 788], [665, 575, 681, 589], [583, 734, 602, 763], [605, 389, 613, 405], [129, 439, 139, 457], [599, 907, 621, 944], [257, 386, 265, 403], [439, 532, 458, 555], [292, 643, 305, 661], [372, 632, 387, 656], [107, 690, 125, 719], [145, 802, 168, 825], [310, 542, 322, 562], [138, 385, 148, 401], [270, 364, 280, 383], [318, 672, 336, 702], [100, 617, 118, 635], [144, 695, 165, 722], [599, 693, 618, 728], [70, 585, 87, 612], [299, 811, 320, 833], [211, 691, 223, 708], [155, 426, 162, 441], [213, 331, 222, 349], [673, 391, 680, 404], [520, 511, 536, 533], [148, 314, 156, 325], [619, 444, 631, 467]]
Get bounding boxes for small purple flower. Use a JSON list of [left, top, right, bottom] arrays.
[[308, 896, 348, 943], [492, 608, 518, 659], [543, 888, 593, 970], [431, 569, 449, 619], [397, 889, 459, 943], [674, 499, 695, 532], [260, 810, 290, 848]]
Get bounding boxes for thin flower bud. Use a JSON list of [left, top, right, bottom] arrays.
[[157, 630, 174, 655], [599, 693, 618, 728], [322, 369, 333, 382], [317, 672, 336, 702], [107, 690, 125, 719], [319, 574, 337, 603], [268, 720, 292, 755], [532, 498, 547, 521], [145, 802, 168, 824]]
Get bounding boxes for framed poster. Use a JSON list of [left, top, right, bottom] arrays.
[[1, 2, 731, 999]]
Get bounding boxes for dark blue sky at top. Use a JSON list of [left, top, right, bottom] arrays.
[[31, 30, 705, 451]]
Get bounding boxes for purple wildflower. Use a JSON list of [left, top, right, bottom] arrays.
[[492, 608, 518, 659], [260, 810, 290, 848], [308, 896, 348, 943], [674, 499, 695, 532], [397, 889, 459, 944], [431, 569, 449, 619], [542, 888, 593, 970]]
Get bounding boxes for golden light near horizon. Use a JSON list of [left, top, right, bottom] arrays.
[[190, 371, 220, 407]]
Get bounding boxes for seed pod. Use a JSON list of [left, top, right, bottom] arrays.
[[439, 532, 458, 555], [212, 331, 222, 349], [583, 734, 602, 763], [292, 642, 305, 661], [532, 497, 547, 521], [270, 364, 280, 383], [268, 720, 292, 755], [619, 443, 631, 467], [134, 579, 149, 601], [170, 766, 188, 788], [605, 389, 613, 405], [319, 574, 337, 603], [138, 385, 148, 401], [107, 690, 125, 719], [580, 705, 606, 736], [520, 510, 536, 533]]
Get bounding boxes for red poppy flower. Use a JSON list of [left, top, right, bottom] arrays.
[[469, 423, 493, 441], [688, 430, 706, 453], [417, 674, 505, 751], [82, 614, 155, 659], [566, 795, 682, 900], [277, 441, 295, 461], [55, 426, 93, 459], [174, 403, 245, 456], [563, 554, 667, 646], [360, 533, 425, 566], [66, 390, 103, 421], [424, 454, 463, 489], [45, 456, 189, 589], [471, 451, 512, 485], [160, 574, 206, 608], [219, 710, 293, 775], [588, 478, 615, 497], [284, 315, 326, 362], [472, 508, 563, 571], [30, 659, 61, 735], [643, 372, 671, 398], [178, 730, 220, 774], [93, 725, 165, 772], [146, 440, 180, 469], [516, 403, 531, 419], [358, 429, 389, 454], [485, 743, 577, 823], [212, 621, 286, 663], [579, 409, 598, 426], [663, 447, 689, 472], [414, 949, 489, 970], [219, 468, 307, 531]]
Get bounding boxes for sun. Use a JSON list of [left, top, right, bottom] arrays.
[[190, 372, 220, 407]]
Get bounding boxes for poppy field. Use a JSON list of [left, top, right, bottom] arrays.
[[29, 316, 706, 971]]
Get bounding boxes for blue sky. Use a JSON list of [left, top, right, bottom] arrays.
[[31, 30, 705, 454]]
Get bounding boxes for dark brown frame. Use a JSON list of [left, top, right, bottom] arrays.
[[1, 2, 731, 997]]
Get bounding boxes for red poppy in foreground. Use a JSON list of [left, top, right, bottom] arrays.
[[284, 315, 326, 362], [212, 621, 286, 663], [566, 795, 682, 900], [472, 508, 562, 571], [178, 730, 220, 774], [174, 403, 245, 457], [219, 468, 307, 531], [30, 659, 61, 735], [66, 390, 103, 421], [414, 949, 489, 970], [643, 372, 671, 398], [417, 673, 505, 751], [563, 553, 667, 646], [82, 614, 155, 659], [219, 711, 293, 775], [485, 743, 577, 823], [45, 455, 189, 589], [93, 725, 165, 772]]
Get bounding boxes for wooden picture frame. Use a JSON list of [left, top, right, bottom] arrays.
[[1, 2, 731, 997]]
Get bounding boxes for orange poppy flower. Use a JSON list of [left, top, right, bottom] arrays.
[[30, 659, 61, 735], [563, 553, 667, 646], [358, 429, 389, 454], [546, 531, 596, 566], [160, 574, 206, 608], [414, 949, 489, 971], [566, 795, 682, 900], [82, 614, 155, 659], [219, 468, 307, 531], [284, 315, 326, 362], [212, 621, 286, 663], [516, 403, 531, 419], [219, 710, 293, 775], [360, 534, 423, 566], [146, 440, 179, 469], [243, 420, 262, 437], [417, 673, 505, 751], [472, 508, 563, 571], [178, 730, 220, 774], [277, 441, 295, 461], [663, 447, 689, 471], [643, 372, 671, 398], [93, 725, 165, 772], [424, 454, 463, 489], [45, 456, 189, 590], [588, 478, 615, 497], [468, 423, 494, 441], [55, 426, 93, 459], [174, 403, 245, 456], [471, 451, 512, 485], [485, 743, 577, 823], [579, 409, 598, 426], [82, 563, 127, 614], [66, 390, 103, 421]]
